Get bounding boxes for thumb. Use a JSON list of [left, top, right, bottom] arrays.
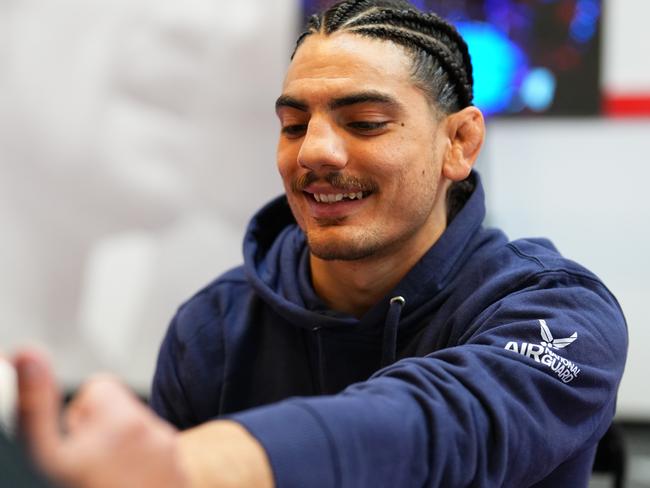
[[14, 349, 65, 473]]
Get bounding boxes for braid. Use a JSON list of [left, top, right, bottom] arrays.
[[291, 14, 322, 60], [346, 8, 473, 89], [307, 13, 322, 31], [324, 0, 371, 32], [294, 0, 474, 111], [346, 23, 472, 106]]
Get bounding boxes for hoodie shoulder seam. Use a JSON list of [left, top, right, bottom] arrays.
[[505, 244, 615, 294], [506, 242, 546, 269]]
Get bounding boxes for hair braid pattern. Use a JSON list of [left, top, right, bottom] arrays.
[[292, 0, 474, 112]]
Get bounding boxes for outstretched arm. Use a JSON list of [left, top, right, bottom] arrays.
[[14, 349, 273, 488]]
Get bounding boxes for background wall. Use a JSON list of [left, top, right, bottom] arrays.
[[0, 0, 647, 418], [0, 0, 293, 390]]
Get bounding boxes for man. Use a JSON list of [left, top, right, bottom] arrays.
[[15, 0, 627, 487]]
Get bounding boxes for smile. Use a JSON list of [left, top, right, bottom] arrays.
[[312, 192, 366, 203]]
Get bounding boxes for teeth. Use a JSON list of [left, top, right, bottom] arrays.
[[312, 192, 366, 203]]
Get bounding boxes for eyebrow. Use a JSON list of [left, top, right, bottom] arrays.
[[275, 90, 402, 113]]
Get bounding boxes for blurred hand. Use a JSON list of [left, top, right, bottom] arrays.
[[14, 349, 190, 488]]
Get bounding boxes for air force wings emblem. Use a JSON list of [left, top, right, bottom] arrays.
[[539, 319, 577, 349]]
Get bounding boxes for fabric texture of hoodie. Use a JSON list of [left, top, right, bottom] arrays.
[[151, 172, 627, 488]]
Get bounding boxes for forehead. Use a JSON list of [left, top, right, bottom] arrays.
[[283, 32, 419, 102]]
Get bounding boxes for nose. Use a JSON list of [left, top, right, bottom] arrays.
[[297, 118, 347, 172]]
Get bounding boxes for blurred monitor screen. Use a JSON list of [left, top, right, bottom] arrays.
[[301, 0, 602, 117]]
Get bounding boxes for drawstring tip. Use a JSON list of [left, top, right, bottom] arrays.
[[381, 296, 406, 367]]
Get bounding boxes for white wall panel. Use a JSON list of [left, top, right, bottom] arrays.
[[603, 0, 650, 92]]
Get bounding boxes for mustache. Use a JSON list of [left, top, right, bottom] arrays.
[[291, 172, 378, 194]]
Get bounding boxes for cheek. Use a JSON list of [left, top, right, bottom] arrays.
[[276, 146, 296, 186], [381, 151, 440, 213], [373, 143, 435, 189]]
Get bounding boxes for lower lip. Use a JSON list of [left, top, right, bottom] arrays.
[[304, 193, 370, 220]]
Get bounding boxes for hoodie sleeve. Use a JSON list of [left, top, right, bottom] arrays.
[[149, 314, 196, 428], [230, 272, 628, 488], [150, 291, 226, 430]]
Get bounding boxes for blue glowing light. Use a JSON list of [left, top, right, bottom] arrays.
[[456, 21, 528, 115], [521, 67, 556, 112], [408, 0, 426, 11], [570, 0, 600, 43]]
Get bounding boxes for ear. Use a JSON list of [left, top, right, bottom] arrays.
[[441, 106, 485, 181]]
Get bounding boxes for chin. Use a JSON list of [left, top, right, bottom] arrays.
[[306, 231, 383, 261]]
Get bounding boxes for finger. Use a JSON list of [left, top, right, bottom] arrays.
[[13, 349, 65, 471], [64, 375, 124, 434]]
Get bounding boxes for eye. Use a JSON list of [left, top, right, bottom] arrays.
[[347, 121, 389, 133], [281, 124, 307, 138]]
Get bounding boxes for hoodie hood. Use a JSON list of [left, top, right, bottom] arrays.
[[243, 171, 487, 334]]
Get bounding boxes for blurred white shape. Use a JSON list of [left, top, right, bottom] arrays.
[[0, 0, 294, 390], [78, 232, 157, 366], [77, 216, 242, 389], [0, 360, 17, 437]]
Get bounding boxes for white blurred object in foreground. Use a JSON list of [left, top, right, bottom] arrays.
[[0, 359, 17, 437]]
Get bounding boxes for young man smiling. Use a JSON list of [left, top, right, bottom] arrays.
[[15, 1, 627, 487], [275, 29, 482, 317]]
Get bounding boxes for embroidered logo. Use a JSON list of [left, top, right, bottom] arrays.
[[504, 320, 580, 384], [539, 319, 577, 349]]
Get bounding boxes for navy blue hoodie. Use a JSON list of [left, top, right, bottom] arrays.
[[151, 172, 627, 487]]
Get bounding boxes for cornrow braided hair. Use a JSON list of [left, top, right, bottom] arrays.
[[292, 0, 474, 112]]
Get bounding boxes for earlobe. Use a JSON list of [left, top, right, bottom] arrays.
[[441, 106, 485, 181]]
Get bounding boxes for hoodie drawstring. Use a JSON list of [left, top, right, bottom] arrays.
[[313, 296, 405, 392], [381, 296, 405, 367]]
